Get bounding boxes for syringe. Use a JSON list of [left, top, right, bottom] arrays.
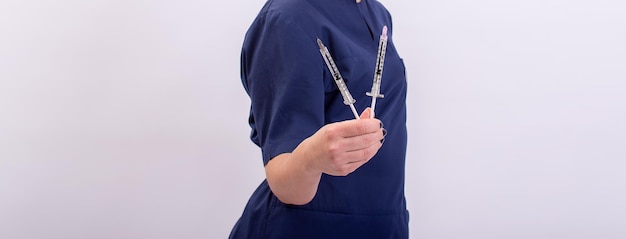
[[317, 38, 360, 119], [366, 26, 388, 118]]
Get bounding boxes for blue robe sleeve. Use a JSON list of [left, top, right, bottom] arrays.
[[241, 12, 326, 165]]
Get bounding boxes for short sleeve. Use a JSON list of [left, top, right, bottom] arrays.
[[241, 11, 325, 165]]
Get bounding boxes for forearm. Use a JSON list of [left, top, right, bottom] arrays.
[[265, 144, 322, 205], [264, 110, 383, 205]]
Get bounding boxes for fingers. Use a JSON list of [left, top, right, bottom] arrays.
[[325, 143, 382, 176], [341, 128, 384, 152], [322, 129, 384, 176], [325, 160, 365, 176], [310, 110, 387, 176], [359, 107, 372, 119], [324, 118, 381, 139]]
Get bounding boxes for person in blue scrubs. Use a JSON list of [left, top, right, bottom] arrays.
[[230, 0, 408, 238]]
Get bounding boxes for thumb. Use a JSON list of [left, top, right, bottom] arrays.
[[359, 107, 373, 119]]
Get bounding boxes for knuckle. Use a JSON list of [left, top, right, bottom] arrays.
[[330, 154, 346, 166], [339, 165, 352, 176], [355, 121, 367, 135], [328, 154, 340, 165], [363, 146, 377, 159], [361, 148, 370, 159], [322, 126, 337, 139], [362, 133, 373, 145], [327, 143, 341, 155]]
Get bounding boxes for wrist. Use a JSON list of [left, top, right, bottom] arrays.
[[293, 138, 323, 177]]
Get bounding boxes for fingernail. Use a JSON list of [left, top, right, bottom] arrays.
[[380, 128, 387, 144]]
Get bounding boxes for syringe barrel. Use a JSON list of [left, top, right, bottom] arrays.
[[318, 41, 357, 106], [367, 27, 388, 100], [335, 77, 356, 105]]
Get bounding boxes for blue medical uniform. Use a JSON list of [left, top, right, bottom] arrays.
[[230, 0, 408, 238]]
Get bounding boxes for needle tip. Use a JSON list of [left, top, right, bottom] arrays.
[[316, 38, 324, 49]]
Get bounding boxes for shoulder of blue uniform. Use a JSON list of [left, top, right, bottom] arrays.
[[253, 0, 322, 45], [262, 0, 317, 23]]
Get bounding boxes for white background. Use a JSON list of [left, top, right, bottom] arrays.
[[1, 0, 625, 238]]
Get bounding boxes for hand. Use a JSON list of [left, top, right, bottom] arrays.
[[297, 108, 386, 176]]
